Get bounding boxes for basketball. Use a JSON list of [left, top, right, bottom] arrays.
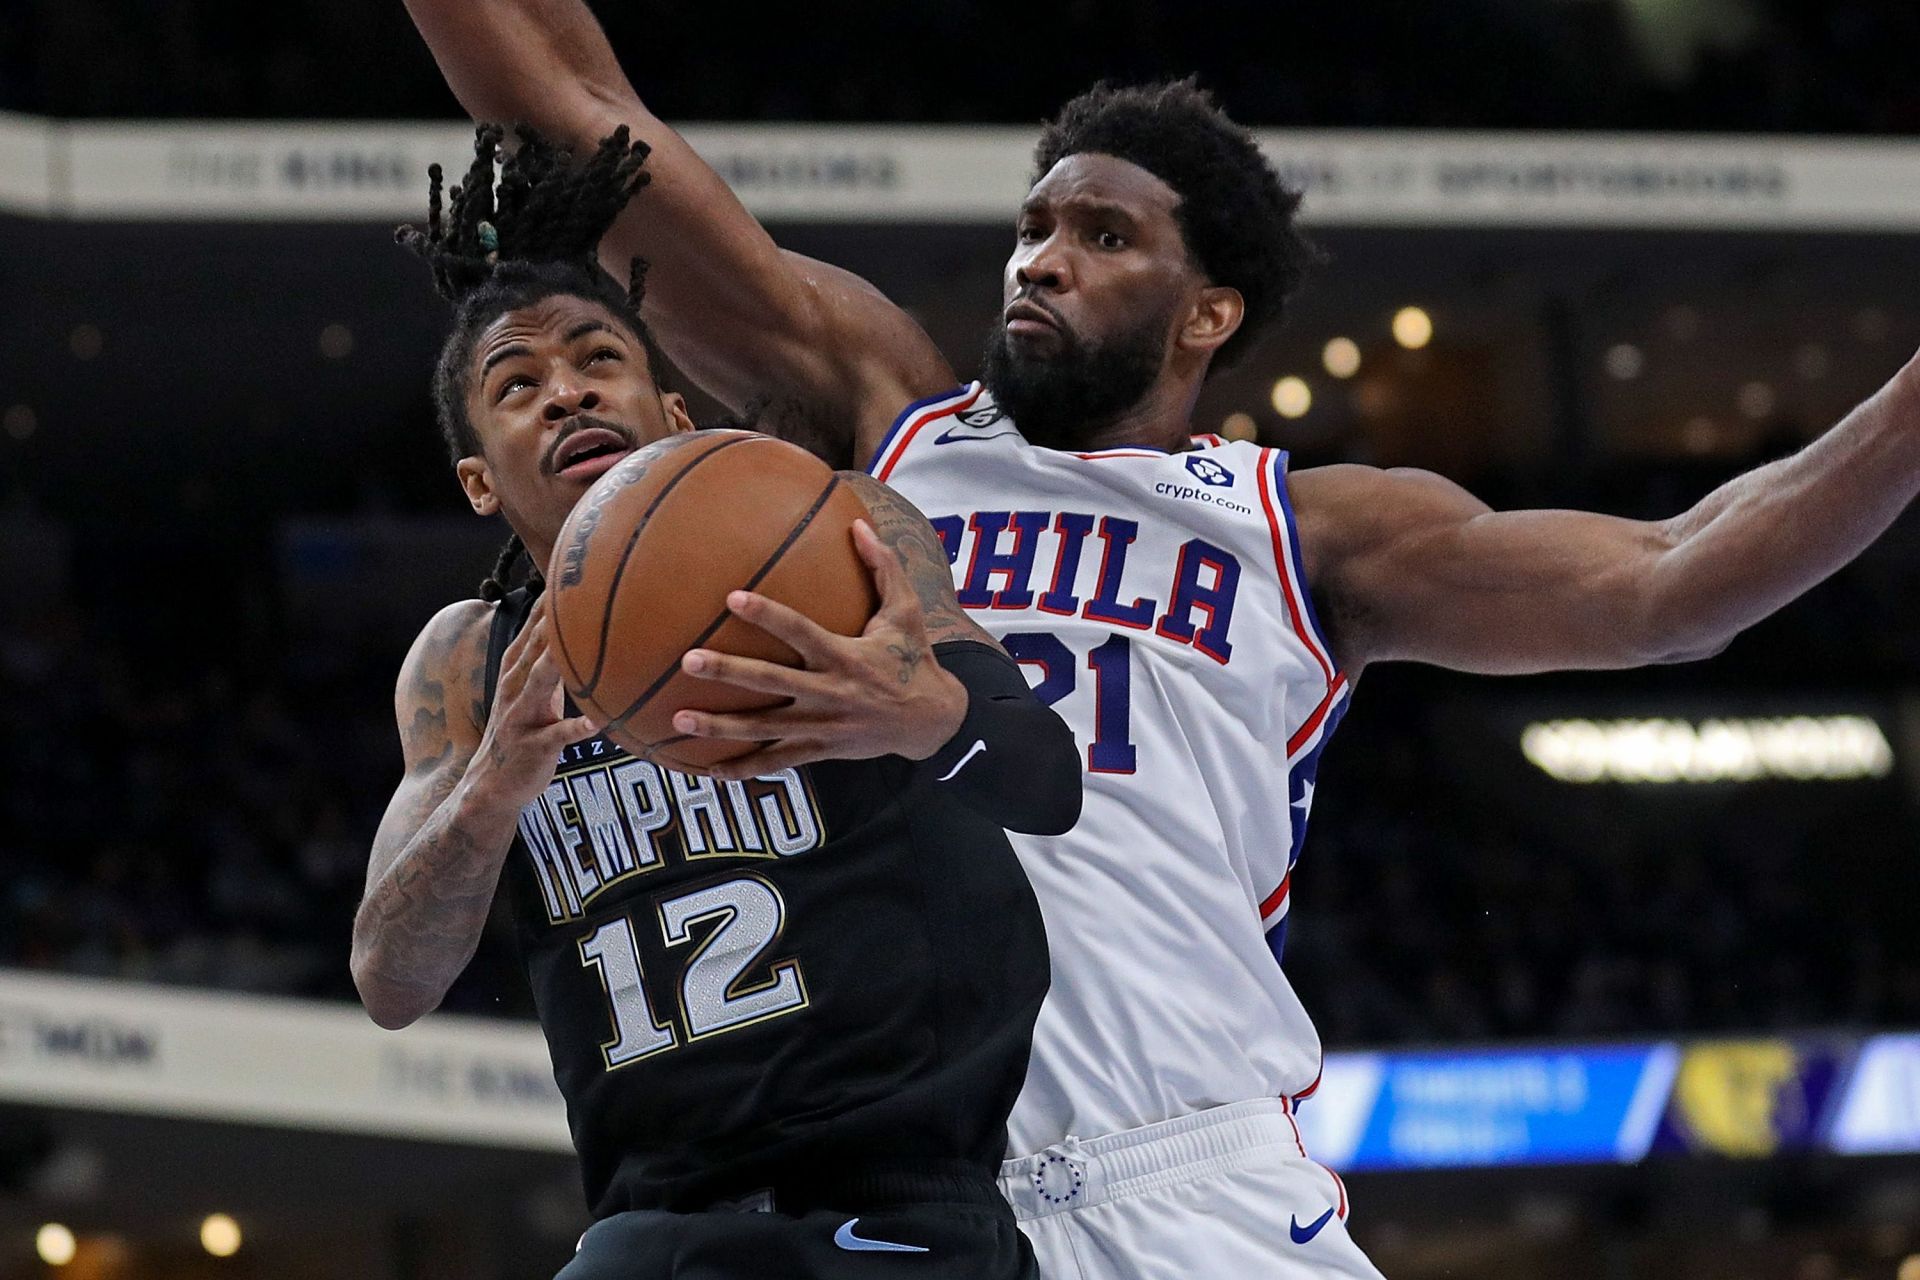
[[544, 429, 877, 771]]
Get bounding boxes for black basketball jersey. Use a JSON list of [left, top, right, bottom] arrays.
[[483, 588, 1050, 1217]]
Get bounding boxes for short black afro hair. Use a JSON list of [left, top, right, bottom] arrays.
[[1034, 79, 1316, 372]]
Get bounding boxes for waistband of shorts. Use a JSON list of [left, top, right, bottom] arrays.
[[712, 1158, 1009, 1216], [997, 1098, 1307, 1220]]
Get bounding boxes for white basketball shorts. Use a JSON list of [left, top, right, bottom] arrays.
[[996, 1098, 1385, 1280]]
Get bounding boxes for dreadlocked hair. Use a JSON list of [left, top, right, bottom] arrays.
[[398, 123, 667, 602], [478, 532, 546, 604], [1034, 79, 1319, 371]]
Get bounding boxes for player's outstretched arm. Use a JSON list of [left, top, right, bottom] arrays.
[[671, 474, 1083, 834], [400, 0, 955, 460], [351, 599, 594, 1029], [1298, 353, 1920, 676]]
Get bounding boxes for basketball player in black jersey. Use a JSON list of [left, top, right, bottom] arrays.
[[349, 129, 1079, 1278]]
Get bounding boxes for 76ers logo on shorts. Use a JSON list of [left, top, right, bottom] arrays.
[[1185, 455, 1234, 487]]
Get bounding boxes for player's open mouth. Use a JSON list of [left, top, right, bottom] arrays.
[[550, 427, 636, 481]]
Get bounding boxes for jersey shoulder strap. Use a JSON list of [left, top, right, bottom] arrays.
[[864, 382, 990, 479], [481, 586, 540, 721]]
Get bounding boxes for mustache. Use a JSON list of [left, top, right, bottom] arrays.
[[542, 414, 639, 476], [1007, 291, 1072, 336]]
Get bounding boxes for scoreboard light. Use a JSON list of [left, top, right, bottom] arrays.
[[1520, 716, 1893, 784]]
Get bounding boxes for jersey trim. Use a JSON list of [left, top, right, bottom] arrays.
[[1286, 673, 1351, 761], [864, 382, 984, 480], [1257, 449, 1338, 695]]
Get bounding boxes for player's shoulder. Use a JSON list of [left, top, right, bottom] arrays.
[[394, 598, 495, 731], [1286, 462, 1489, 575]]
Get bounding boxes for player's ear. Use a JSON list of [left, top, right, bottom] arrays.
[[455, 456, 500, 516], [660, 391, 697, 435], [1178, 285, 1245, 359]]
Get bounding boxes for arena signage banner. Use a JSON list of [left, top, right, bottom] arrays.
[[8, 112, 1920, 230], [0, 970, 571, 1151]]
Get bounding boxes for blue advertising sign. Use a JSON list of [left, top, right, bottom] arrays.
[[1341, 1045, 1678, 1171]]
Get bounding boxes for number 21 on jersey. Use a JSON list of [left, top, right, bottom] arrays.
[[1005, 632, 1137, 774]]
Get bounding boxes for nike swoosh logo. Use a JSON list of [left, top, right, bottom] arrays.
[[934, 425, 1020, 444], [935, 738, 988, 782], [834, 1219, 929, 1254], [1290, 1207, 1336, 1244]]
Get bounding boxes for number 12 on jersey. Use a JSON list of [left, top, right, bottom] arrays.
[[1004, 632, 1136, 774], [579, 876, 809, 1070]]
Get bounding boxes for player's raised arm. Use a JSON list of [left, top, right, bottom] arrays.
[[399, 0, 954, 461], [351, 599, 593, 1029], [1300, 353, 1920, 676]]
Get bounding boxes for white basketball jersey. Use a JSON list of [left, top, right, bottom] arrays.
[[869, 383, 1355, 1156]]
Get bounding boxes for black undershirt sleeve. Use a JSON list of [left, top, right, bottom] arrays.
[[913, 640, 1084, 836]]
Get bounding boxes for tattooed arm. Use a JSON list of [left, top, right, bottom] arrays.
[[672, 474, 1082, 834], [351, 598, 593, 1029]]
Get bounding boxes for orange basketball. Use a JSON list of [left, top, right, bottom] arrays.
[[545, 429, 877, 771]]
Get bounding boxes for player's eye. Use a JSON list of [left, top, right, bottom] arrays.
[[1017, 222, 1045, 244], [585, 347, 621, 366], [1096, 230, 1128, 251], [496, 374, 535, 402]]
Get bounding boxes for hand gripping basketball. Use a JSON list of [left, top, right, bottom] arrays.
[[471, 600, 598, 811], [670, 520, 968, 780]]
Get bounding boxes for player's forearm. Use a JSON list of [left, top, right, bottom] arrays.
[[404, 0, 634, 135], [917, 642, 1084, 835], [1645, 354, 1920, 657], [351, 774, 524, 1029]]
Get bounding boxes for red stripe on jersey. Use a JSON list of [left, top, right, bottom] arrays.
[[1257, 449, 1336, 692], [1286, 673, 1349, 758], [876, 384, 985, 482], [1070, 448, 1168, 461], [1281, 1098, 1309, 1158], [1321, 1163, 1349, 1219], [1259, 874, 1291, 920]]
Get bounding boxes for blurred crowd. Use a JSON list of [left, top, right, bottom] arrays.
[[2, 0, 1919, 134]]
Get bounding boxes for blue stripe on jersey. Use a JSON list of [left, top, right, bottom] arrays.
[[1266, 915, 1291, 965], [1286, 692, 1351, 868], [860, 383, 978, 475]]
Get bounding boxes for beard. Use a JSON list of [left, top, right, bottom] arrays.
[[980, 305, 1170, 450]]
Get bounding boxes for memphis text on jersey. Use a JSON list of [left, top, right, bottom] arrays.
[[517, 738, 825, 927]]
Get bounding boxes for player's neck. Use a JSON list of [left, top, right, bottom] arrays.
[[1074, 379, 1199, 454]]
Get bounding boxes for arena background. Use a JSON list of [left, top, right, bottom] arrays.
[[5, 2, 1920, 1276]]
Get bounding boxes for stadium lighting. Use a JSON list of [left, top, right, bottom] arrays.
[[2, 405, 36, 441], [1270, 377, 1312, 419], [1220, 412, 1257, 442], [1605, 343, 1644, 380], [1322, 337, 1362, 378], [1738, 382, 1775, 420], [318, 324, 356, 360], [1391, 307, 1433, 350], [36, 1224, 77, 1267], [1519, 716, 1894, 784], [201, 1214, 242, 1258]]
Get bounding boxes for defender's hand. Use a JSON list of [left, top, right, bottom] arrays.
[[672, 520, 968, 780], [469, 600, 597, 810]]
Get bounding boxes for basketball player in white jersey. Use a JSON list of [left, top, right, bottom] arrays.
[[405, 4, 1920, 1274]]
